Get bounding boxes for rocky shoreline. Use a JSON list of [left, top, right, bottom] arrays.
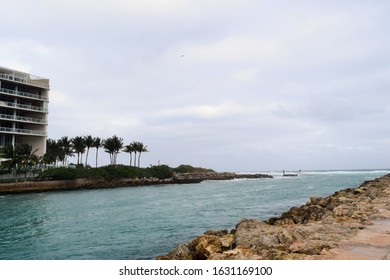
[[157, 174, 390, 260], [0, 172, 272, 195]]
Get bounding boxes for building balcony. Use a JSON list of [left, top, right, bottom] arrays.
[[0, 127, 46, 136], [0, 113, 47, 125], [0, 72, 50, 89], [0, 87, 48, 101], [0, 101, 48, 113]]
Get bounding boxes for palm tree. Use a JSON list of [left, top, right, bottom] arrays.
[[132, 142, 138, 167], [72, 136, 86, 165], [17, 144, 39, 179], [92, 137, 103, 168], [103, 135, 123, 165], [123, 143, 136, 166], [1, 144, 19, 181], [134, 141, 148, 168], [0, 144, 39, 181], [84, 135, 94, 166], [57, 136, 73, 165], [44, 138, 60, 165]]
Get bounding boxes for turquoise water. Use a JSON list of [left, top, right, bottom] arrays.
[[0, 169, 388, 260]]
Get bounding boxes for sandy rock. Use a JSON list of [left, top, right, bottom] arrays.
[[219, 234, 235, 250], [190, 235, 222, 259], [209, 246, 262, 260], [204, 229, 228, 236], [277, 228, 301, 245], [293, 241, 334, 255], [234, 219, 280, 248], [156, 243, 194, 260], [309, 196, 321, 204]]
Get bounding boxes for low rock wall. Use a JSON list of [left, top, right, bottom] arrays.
[[0, 179, 98, 195]]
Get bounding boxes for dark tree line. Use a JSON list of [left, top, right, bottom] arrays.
[[44, 135, 148, 167]]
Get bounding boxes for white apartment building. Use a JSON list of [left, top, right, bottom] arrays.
[[0, 66, 49, 156]]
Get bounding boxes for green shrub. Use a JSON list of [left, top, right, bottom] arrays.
[[36, 164, 174, 181], [148, 165, 174, 179], [173, 164, 214, 173], [37, 167, 81, 180], [101, 165, 145, 179]]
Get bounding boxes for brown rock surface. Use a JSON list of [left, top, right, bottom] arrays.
[[157, 174, 390, 260]]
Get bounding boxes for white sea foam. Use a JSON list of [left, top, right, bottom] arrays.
[[246, 169, 390, 177], [302, 169, 390, 175]]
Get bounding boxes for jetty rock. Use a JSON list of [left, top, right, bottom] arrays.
[[172, 172, 273, 183], [157, 174, 390, 260]]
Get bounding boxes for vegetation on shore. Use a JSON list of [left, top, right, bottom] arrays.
[[35, 164, 215, 181], [44, 135, 148, 167], [0, 135, 150, 182], [0, 141, 216, 184], [0, 144, 40, 181], [0, 135, 218, 183], [171, 164, 215, 174], [35, 164, 174, 181]]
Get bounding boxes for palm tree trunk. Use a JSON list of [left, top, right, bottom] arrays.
[[14, 168, 17, 183], [114, 152, 118, 165], [95, 148, 99, 168], [85, 148, 89, 166]]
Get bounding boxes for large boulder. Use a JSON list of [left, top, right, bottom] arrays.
[[234, 219, 302, 250], [208, 246, 262, 260], [157, 231, 234, 260], [156, 243, 195, 260]]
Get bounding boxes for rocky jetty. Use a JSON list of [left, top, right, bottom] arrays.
[[172, 172, 273, 182], [157, 174, 390, 260]]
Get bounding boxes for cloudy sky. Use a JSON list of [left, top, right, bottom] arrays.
[[2, 0, 390, 171]]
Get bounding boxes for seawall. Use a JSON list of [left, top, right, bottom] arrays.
[[0, 178, 110, 195]]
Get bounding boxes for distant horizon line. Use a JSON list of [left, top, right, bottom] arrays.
[[235, 168, 390, 173]]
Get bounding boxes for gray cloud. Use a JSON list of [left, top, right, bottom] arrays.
[[2, 0, 390, 171]]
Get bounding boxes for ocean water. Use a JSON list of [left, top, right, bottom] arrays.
[[0, 169, 388, 260]]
